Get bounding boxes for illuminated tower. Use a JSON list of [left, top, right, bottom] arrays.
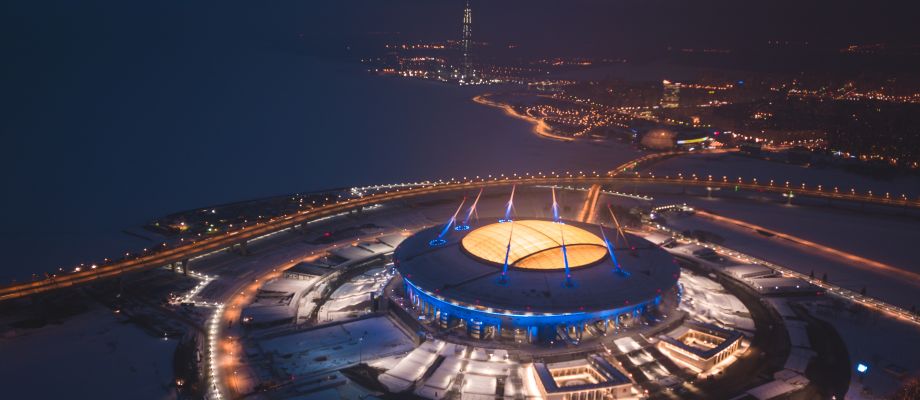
[[459, 0, 475, 82], [661, 80, 680, 108]]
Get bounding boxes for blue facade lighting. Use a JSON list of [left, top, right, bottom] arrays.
[[401, 277, 657, 344]]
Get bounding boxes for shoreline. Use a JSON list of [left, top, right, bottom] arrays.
[[472, 94, 575, 142]]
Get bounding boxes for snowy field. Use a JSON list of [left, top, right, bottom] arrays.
[[0, 306, 176, 400], [644, 152, 920, 309], [803, 301, 920, 399], [317, 266, 391, 323], [258, 316, 414, 378], [679, 271, 755, 333], [662, 211, 920, 308], [653, 193, 918, 274]]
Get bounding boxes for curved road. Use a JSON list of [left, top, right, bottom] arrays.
[[2, 172, 917, 301]]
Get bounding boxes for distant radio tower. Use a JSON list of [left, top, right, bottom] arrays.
[[460, 0, 474, 82]]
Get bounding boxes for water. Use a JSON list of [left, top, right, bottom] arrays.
[[1, 4, 642, 281]]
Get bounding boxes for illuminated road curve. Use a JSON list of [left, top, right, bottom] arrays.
[[1, 173, 917, 301]]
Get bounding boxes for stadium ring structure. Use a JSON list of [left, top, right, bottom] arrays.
[[394, 218, 681, 344]]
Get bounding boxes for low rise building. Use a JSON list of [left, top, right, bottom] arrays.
[[658, 322, 744, 372], [532, 355, 636, 400]]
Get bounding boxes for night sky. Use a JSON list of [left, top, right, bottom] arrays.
[[2, 0, 920, 278]]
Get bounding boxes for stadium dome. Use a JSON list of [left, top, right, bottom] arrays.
[[394, 218, 681, 344], [639, 128, 677, 150], [461, 220, 607, 270]]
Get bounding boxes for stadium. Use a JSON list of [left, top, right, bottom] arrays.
[[394, 215, 681, 345]]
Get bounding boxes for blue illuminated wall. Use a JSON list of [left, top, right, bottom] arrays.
[[402, 277, 671, 343]]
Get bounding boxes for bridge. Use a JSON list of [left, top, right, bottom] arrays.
[[2, 172, 917, 301]]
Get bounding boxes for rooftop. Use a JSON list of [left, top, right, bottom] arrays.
[[461, 220, 607, 270]]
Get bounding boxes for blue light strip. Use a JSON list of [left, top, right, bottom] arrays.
[[500, 185, 516, 222], [431, 197, 466, 246], [404, 278, 585, 318], [461, 188, 483, 227], [402, 277, 653, 326], [551, 186, 560, 222], [560, 227, 572, 286], [500, 221, 515, 281], [600, 226, 629, 277]]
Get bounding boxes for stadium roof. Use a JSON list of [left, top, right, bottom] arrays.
[[460, 220, 607, 270]]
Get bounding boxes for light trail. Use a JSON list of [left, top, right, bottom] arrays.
[[692, 209, 920, 285]]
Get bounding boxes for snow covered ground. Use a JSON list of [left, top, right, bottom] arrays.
[[0, 306, 176, 400], [655, 193, 918, 274], [317, 266, 392, 323], [258, 316, 414, 378], [679, 271, 755, 334], [662, 209, 920, 308], [641, 151, 920, 306], [803, 301, 920, 399]]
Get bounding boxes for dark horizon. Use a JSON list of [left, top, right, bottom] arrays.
[[2, 2, 920, 400], [3, 0, 920, 280]]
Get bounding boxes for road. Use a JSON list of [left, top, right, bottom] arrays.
[[204, 229, 412, 399], [1, 171, 917, 301], [577, 184, 602, 223]]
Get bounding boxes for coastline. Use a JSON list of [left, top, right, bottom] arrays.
[[472, 93, 575, 142]]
